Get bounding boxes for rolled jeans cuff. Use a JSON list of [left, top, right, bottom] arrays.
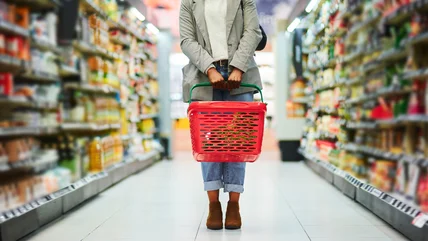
[[224, 184, 244, 193], [204, 180, 223, 191]]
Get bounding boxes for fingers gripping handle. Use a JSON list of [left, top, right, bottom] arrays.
[[189, 82, 264, 103]]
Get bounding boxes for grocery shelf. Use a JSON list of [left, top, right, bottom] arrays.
[[410, 31, 428, 44], [403, 68, 428, 80], [300, 150, 428, 241], [80, 0, 108, 17], [314, 130, 337, 140], [0, 150, 160, 241], [63, 83, 119, 95], [19, 70, 61, 83], [12, 0, 61, 10], [382, 0, 428, 26], [344, 76, 364, 86], [59, 65, 80, 78], [313, 106, 338, 116], [346, 121, 377, 129], [337, 142, 428, 166], [291, 97, 311, 104], [346, 13, 381, 39], [339, 143, 402, 162], [299, 0, 428, 239], [377, 48, 408, 63], [73, 41, 121, 60], [61, 123, 121, 132], [80, 0, 148, 43], [346, 115, 428, 130], [31, 37, 61, 54], [140, 113, 159, 120], [0, 126, 59, 137], [7, 151, 58, 174], [0, 54, 26, 73], [343, 48, 365, 64], [343, 87, 412, 105], [0, 97, 58, 110], [0, 19, 29, 37]]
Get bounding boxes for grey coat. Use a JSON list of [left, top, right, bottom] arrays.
[[179, 0, 263, 102]]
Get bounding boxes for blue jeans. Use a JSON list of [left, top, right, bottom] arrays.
[[201, 63, 254, 193]]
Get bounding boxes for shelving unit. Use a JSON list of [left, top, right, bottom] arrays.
[[294, 0, 428, 240], [0, 0, 162, 239]]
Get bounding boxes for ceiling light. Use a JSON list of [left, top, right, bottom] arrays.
[[305, 0, 319, 13], [130, 7, 146, 21], [146, 23, 159, 35], [287, 18, 301, 32]]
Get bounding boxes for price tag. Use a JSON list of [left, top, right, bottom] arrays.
[[73, 179, 86, 189], [335, 169, 346, 178], [371, 188, 383, 198], [412, 213, 428, 228], [4, 211, 14, 219], [0, 214, 6, 223], [388, 197, 396, 206], [30, 201, 39, 208], [84, 176, 93, 183], [18, 206, 26, 214], [24, 204, 32, 211]]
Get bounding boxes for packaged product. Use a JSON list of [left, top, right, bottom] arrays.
[[0, 73, 13, 96], [15, 7, 29, 28]]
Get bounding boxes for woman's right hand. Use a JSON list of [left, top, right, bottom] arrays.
[[207, 68, 225, 89]]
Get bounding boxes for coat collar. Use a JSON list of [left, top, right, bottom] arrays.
[[193, 0, 240, 43]]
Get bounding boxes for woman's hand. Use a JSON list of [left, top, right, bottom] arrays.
[[207, 68, 226, 89], [228, 68, 243, 89]]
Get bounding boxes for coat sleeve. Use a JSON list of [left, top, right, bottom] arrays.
[[230, 0, 262, 73], [179, 0, 215, 74]]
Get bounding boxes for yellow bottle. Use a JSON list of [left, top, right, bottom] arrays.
[[88, 137, 105, 172]]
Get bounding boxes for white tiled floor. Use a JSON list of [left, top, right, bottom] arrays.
[[23, 151, 410, 241]]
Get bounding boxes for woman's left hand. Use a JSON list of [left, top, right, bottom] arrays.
[[228, 68, 243, 90]]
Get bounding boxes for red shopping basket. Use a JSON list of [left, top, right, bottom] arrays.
[[188, 83, 267, 162]]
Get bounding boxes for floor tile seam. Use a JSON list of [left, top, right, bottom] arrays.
[[269, 168, 312, 241], [375, 225, 409, 240], [194, 204, 207, 241], [80, 204, 128, 241]]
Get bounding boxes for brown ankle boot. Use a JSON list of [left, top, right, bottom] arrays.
[[225, 201, 241, 229], [206, 201, 223, 230]]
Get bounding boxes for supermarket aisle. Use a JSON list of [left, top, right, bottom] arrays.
[[23, 151, 408, 241]]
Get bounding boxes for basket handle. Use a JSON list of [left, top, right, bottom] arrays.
[[189, 82, 264, 103]]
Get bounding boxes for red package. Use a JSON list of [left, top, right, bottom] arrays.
[[0, 73, 13, 96]]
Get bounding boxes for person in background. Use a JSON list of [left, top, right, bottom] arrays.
[[179, 0, 262, 230]]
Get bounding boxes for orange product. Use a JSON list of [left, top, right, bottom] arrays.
[[15, 7, 29, 28], [88, 137, 105, 172], [7, 4, 15, 23], [0, 33, 5, 54]]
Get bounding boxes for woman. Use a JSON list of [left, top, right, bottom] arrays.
[[179, 0, 262, 230]]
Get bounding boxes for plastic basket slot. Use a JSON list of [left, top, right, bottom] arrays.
[[243, 144, 256, 147], [199, 120, 217, 123]]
